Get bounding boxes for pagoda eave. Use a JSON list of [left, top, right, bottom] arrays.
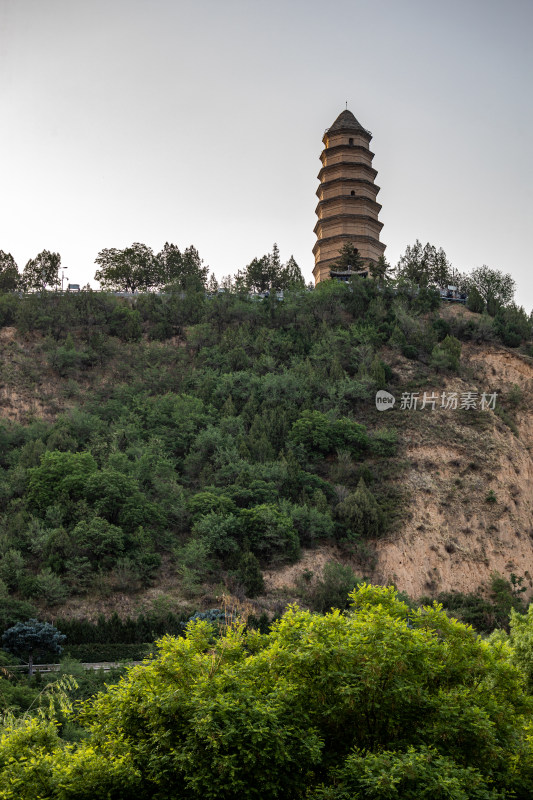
[[320, 144, 375, 163], [317, 163, 378, 182], [322, 127, 372, 144], [312, 233, 386, 257], [313, 214, 384, 236], [315, 197, 382, 215], [316, 176, 381, 197]]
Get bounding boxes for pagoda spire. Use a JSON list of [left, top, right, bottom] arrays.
[[313, 109, 386, 284]]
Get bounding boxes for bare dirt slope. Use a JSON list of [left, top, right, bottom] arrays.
[[0, 328, 66, 422], [372, 342, 533, 598]]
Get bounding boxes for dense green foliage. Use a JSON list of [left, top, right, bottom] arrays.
[[0, 279, 415, 607], [421, 573, 528, 634], [22, 251, 61, 293], [1, 585, 533, 798], [0, 274, 530, 613], [396, 239, 453, 287], [95, 242, 209, 293], [465, 265, 516, 308], [235, 243, 305, 293]]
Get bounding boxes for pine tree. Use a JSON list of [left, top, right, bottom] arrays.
[[338, 478, 384, 539], [280, 255, 305, 289], [237, 551, 265, 597], [372, 255, 391, 285], [332, 243, 365, 272], [396, 241, 452, 287]]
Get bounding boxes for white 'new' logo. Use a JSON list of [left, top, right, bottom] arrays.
[[375, 390, 395, 411]]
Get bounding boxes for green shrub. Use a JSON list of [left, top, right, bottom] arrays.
[[283, 503, 334, 546], [188, 491, 237, 522], [47, 337, 91, 377], [236, 551, 265, 597], [71, 517, 125, 569], [337, 478, 384, 540], [313, 746, 497, 800], [0, 293, 19, 327], [56, 610, 187, 645], [494, 404, 519, 436], [289, 410, 369, 461], [507, 384, 522, 407], [494, 304, 531, 347], [369, 356, 386, 388], [191, 512, 242, 557], [0, 597, 37, 632], [0, 549, 25, 591], [427, 574, 526, 633], [413, 286, 441, 312], [306, 561, 360, 613], [426, 591, 496, 633], [432, 317, 451, 341], [241, 504, 300, 564], [175, 538, 215, 593], [401, 343, 418, 360], [22, 568, 67, 606], [486, 294, 500, 316], [109, 305, 142, 342], [370, 428, 398, 457], [466, 286, 485, 313], [32, 584, 529, 799], [430, 334, 461, 371]]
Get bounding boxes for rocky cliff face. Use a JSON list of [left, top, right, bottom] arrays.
[[373, 343, 533, 598]]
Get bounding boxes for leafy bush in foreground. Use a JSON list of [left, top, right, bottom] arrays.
[[1, 585, 532, 799]]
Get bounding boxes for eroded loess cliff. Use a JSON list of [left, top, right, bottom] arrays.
[[373, 343, 533, 598]]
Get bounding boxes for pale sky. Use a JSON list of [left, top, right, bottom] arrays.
[[1, 0, 532, 309]]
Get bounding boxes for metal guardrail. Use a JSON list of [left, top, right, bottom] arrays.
[[9, 661, 143, 673]]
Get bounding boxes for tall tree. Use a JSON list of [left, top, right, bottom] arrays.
[[243, 255, 272, 292], [180, 245, 209, 291], [0, 251, 20, 292], [466, 265, 516, 307], [94, 243, 157, 293], [430, 244, 453, 286], [372, 254, 392, 285], [280, 255, 305, 289], [331, 242, 366, 272], [157, 243, 209, 291], [156, 242, 183, 287], [22, 250, 61, 292], [243, 244, 304, 292], [396, 240, 452, 287]]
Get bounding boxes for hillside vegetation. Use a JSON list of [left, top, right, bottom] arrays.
[[0, 280, 531, 629]]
